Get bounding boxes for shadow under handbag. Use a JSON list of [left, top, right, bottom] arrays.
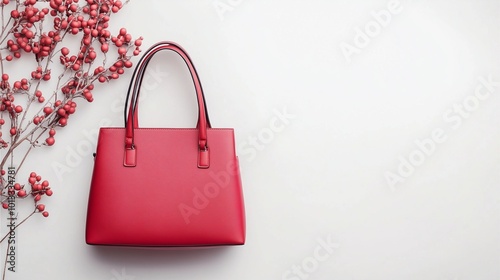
[[85, 41, 246, 247]]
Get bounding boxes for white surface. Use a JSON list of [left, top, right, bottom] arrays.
[[2, 1, 500, 279]]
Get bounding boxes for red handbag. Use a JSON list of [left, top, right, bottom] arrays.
[[86, 42, 246, 247]]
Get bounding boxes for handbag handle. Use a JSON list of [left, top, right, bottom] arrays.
[[123, 41, 211, 168]]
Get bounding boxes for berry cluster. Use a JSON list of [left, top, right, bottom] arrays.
[[0, 0, 141, 250], [0, 0, 141, 149], [1, 172, 52, 217]]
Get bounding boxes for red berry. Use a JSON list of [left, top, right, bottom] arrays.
[[2, 203, 8, 209], [57, 108, 66, 116], [9, 128, 16, 135], [101, 44, 109, 53], [49, 128, 56, 136], [118, 47, 127, 55], [30, 172, 36, 177], [14, 183, 21, 190], [94, 66, 104, 74], [88, 51, 96, 60], [14, 105, 23, 113], [45, 137, 55, 146], [45, 189, 53, 196], [37, 204, 45, 211], [34, 194, 41, 202], [59, 118, 67, 126], [43, 107, 53, 115], [83, 91, 93, 100], [25, 30, 34, 39], [17, 190, 26, 197], [42, 211, 49, 217], [1, 74, 8, 81]]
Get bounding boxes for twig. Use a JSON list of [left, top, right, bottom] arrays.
[[0, 210, 35, 244]]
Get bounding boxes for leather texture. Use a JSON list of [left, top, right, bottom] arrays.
[[86, 42, 245, 247]]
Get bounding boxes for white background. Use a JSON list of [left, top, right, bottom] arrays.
[[2, 0, 500, 279]]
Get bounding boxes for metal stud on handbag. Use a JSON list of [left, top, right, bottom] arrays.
[[85, 41, 246, 247]]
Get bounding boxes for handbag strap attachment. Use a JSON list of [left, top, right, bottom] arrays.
[[123, 41, 211, 168]]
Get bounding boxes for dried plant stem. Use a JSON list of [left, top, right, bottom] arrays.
[[0, 210, 35, 244], [1, 210, 35, 280]]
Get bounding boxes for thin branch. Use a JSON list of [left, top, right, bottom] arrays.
[[14, 127, 47, 176], [0, 210, 35, 244]]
